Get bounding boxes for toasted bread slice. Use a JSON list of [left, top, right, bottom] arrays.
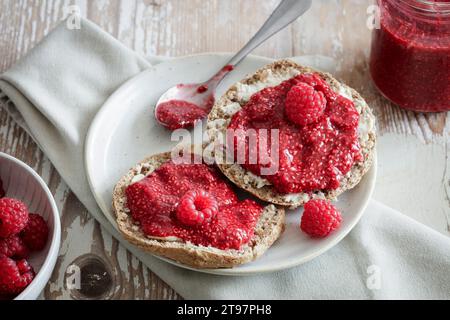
[[207, 60, 376, 209], [112, 152, 285, 269]]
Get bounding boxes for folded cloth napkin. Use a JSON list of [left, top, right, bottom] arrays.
[[1, 18, 449, 300]]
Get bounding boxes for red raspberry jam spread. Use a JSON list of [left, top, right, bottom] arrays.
[[176, 189, 219, 227], [228, 73, 362, 194], [155, 65, 235, 130], [370, 0, 450, 112], [156, 100, 209, 130], [125, 161, 263, 250]]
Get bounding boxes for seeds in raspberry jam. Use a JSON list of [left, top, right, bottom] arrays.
[[285, 82, 326, 127], [228, 72, 362, 194], [176, 190, 219, 227], [244, 87, 283, 121], [327, 96, 359, 130]]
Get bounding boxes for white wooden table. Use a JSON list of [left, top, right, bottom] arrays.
[[0, 0, 448, 300]]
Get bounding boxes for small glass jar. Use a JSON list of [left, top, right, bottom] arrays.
[[370, 0, 450, 112]]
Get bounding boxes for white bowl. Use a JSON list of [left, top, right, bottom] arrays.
[[0, 152, 61, 300]]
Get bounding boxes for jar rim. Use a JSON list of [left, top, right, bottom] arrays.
[[397, 0, 450, 14]]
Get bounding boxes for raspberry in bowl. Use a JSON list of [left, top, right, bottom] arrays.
[[0, 152, 61, 300]]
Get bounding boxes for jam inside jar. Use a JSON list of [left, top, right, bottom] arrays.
[[370, 0, 450, 112]]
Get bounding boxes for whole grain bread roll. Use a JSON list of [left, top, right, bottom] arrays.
[[113, 152, 285, 269], [206, 60, 376, 209]]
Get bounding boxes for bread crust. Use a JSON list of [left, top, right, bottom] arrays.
[[112, 152, 285, 269], [207, 60, 376, 208]]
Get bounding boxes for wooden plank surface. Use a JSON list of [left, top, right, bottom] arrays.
[[0, 0, 448, 300]]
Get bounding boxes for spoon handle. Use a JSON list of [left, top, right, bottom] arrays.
[[227, 0, 312, 67]]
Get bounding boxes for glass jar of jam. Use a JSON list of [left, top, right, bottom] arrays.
[[370, 0, 450, 112]]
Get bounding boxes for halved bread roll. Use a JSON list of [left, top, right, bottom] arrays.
[[207, 60, 376, 209], [112, 152, 285, 269]]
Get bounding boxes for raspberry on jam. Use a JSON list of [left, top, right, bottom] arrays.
[[126, 161, 263, 250], [176, 190, 219, 227], [285, 82, 327, 127], [327, 96, 359, 129], [228, 73, 362, 194]]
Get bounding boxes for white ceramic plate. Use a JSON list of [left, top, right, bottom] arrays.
[[85, 53, 377, 275]]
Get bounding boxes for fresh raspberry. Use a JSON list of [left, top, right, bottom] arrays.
[[285, 82, 327, 127], [0, 235, 29, 259], [296, 73, 337, 101], [176, 190, 218, 227], [327, 96, 359, 129], [0, 198, 29, 238], [0, 256, 35, 295], [0, 178, 5, 198], [20, 213, 49, 251], [15, 259, 34, 274], [300, 199, 342, 238]]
